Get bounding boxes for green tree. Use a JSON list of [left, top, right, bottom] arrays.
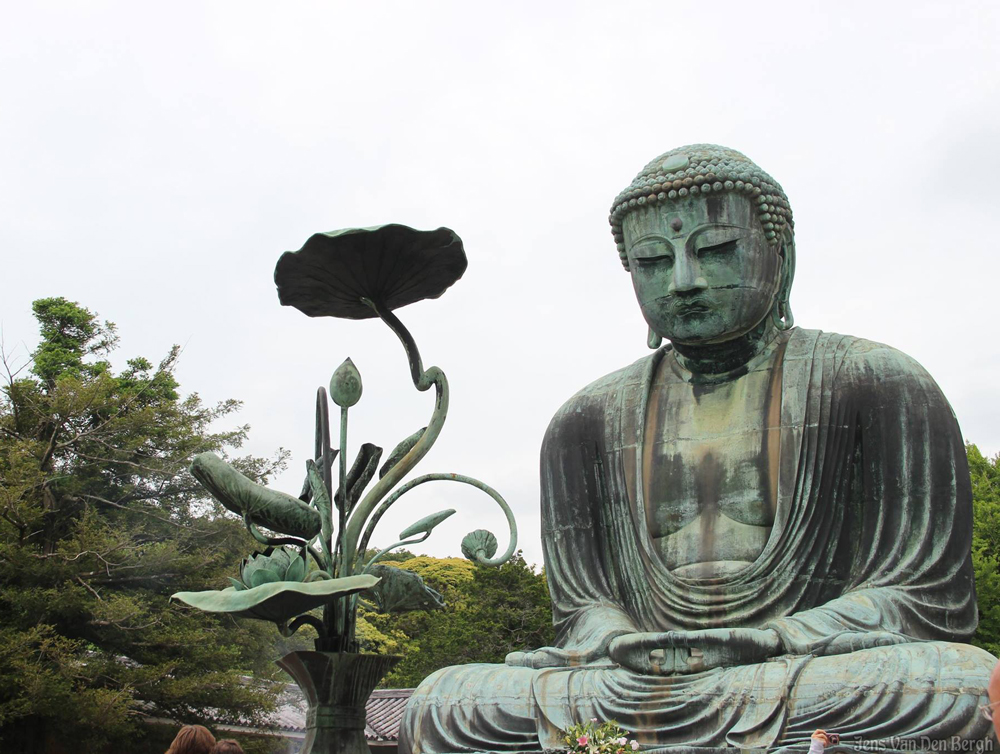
[[383, 552, 554, 687], [0, 297, 285, 751], [970, 443, 1000, 657]]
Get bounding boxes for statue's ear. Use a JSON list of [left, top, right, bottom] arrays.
[[647, 326, 663, 350], [773, 229, 796, 331]]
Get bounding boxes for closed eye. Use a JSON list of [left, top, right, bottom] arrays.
[[696, 239, 737, 259], [632, 252, 673, 267], [630, 240, 674, 267]]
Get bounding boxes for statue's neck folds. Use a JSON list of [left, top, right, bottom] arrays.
[[671, 318, 779, 378]]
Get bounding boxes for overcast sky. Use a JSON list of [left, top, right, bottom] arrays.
[[3, 1, 998, 567]]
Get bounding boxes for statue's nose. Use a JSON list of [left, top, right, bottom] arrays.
[[667, 253, 708, 294]]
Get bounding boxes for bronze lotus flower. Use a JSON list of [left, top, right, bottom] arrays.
[[274, 224, 467, 319]]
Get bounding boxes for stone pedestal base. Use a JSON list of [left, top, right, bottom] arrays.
[[277, 650, 400, 754]]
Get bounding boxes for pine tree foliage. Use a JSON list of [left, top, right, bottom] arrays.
[[970, 443, 1000, 658], [0, 297, 285, 751], [374, 552, 555, 688]]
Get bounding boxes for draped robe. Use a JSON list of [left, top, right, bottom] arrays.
[[400, 329, 996, 753]]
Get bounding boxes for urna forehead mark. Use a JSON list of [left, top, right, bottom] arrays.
[[622, 194, 756, 246], [610, 143, 794, 268]]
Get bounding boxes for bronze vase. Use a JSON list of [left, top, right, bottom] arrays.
[[278, 651, 401, 754]]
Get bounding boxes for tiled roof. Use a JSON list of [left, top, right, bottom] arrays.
[[365, 689, 415, 742], [272, 684, 414, 742]]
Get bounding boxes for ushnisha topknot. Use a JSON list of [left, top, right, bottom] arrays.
[[609, 144, 793, 270]]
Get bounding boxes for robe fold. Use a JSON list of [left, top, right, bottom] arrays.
[[400, 329, 996, 754]]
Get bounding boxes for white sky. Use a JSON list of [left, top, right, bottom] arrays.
[[2, 1, 998, 567]]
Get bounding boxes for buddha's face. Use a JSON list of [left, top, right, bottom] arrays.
[[622, 192, 782, 346]]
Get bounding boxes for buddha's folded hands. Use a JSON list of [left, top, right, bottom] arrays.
[[608, 628, 783, 675], [505, 646, 611, 669]]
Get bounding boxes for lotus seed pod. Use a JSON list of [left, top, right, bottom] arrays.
[[461, 529, 499, 562], [330, 357, 363, 408]]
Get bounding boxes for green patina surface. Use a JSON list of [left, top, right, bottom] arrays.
[[398, 145, 998, 754], [170, 223, 519, 754]]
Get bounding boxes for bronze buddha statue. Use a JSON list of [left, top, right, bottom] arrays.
[[399, 145, 996, 753]]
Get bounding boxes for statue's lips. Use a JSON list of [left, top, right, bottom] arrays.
[[668, 299, 712, 316], [649, 295, 714, 317]]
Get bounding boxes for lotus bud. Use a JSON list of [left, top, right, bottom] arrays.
[[399, 509, 456, 540], [330, 358, 363, 408]]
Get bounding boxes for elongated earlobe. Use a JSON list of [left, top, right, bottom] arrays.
[[771, 235, 796, 331], [647, 327, 663, 350]]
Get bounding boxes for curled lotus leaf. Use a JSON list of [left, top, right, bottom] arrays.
[[274, 224, 467, 320], [364, 565, 445, 614], [330, 358, 363, 409], [379, 427, 426, 480], [172, 574, 378, 624], [399, 509, 456, 540], [461, 529, 498, 562], [191, 453, 321, 540], [346, 443, 383, 506]]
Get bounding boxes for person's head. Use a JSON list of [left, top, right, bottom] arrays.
[[609, 144, 795, 347], [211, 740, 245, 754], [166, 724, 216, 754], [986, 659, 1000, 740]]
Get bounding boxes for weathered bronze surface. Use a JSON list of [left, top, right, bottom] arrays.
[[172, 224, 517, 754], [399, 145, 998, 753]]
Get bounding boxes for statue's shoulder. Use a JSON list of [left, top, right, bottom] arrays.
[[791, 327, 941, 395], [544, 353, 653, 439]]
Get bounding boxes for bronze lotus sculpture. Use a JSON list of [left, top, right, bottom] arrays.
[[172, 224, 516, 754]]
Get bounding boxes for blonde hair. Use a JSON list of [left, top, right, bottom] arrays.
[[211, 740, 245, 754], [166, 724, 216, 754]]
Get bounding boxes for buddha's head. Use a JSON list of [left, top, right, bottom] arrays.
[[610, 145, 795, 347]]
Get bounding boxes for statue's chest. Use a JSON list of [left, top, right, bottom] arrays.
[[641, 356, 782, 544]]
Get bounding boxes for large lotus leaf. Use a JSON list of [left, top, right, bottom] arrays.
[[274, 224, 467, 320], [172, 574, 377, 624]]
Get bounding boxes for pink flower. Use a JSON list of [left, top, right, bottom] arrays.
[[618, 738, 627, 746], [630, 741, 640, 751], [577, 736, 589, 746], [590, 718, 598, 722]]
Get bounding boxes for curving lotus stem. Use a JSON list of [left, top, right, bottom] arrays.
[[356, 473, 517, 572], [362, 509, 457, 572]]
